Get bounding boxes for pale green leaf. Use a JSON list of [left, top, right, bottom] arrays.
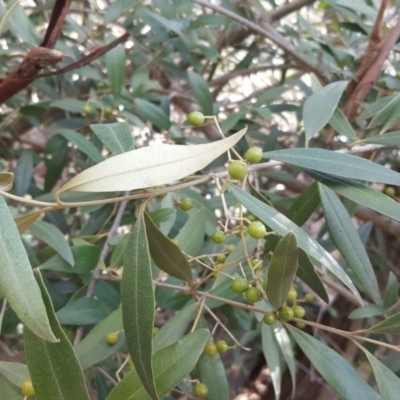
[[135, 99, 171, 130], [106, 40, 125, 99], [56, 127, 247, 195], [367, 312, 400, 334], [0, 196, 57, 342], [358, 131, 400, 147], [0, 361, 28, 386], [121, 211, 158, 399], [187, 70, 213, 115], [329, 108, 358, 140]]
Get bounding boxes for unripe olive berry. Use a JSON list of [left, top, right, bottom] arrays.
[[245, 146, 263, 164], [228, 160, 248, 180], [194, 382, 209, 398], [385, 186, 395, 197], [230, 278, 248, 294], [292, 305, 306, 319], [106, 332, 119, 345], [216, 339, 229, 353], [250, 259, 262, 270], [104, 106, 113, 118], [225, 244, 235, 253], [263, 312, 277, 325], [154, 185, 167, 199], [246, 287, 261, 303], [286, 288, 298, 302], [216, 254, 226, 264], [179, 197, 193, 211], [296, 322, 306, 329], [187, 111, 205, 126], [305, 293, 315, 303], [247, 214, 257, 222], [211, 230, 227, 244], [21, 378, 35, 397], [153, 327, 160, 336], [278, 306, 294, 321], [97, 82, 105, 89], [83, 104, 92, 115], [247, 221, 267, 239], [262, 279, 268, 291], [204, 341, 218, 356]]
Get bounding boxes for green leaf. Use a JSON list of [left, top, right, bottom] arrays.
[[39, 244, 100, 274], [303, 81, 348, 144], [288, 326, 379, 400], [358, 131, 400, 146], [367, 312, 400, 334], [90, 122, 135, 155], [153, 302, 199, 352], [383, 272, 398, 309], [319, 184, 380, 303], [24, 271, 90, 400], [287, 182, 320, 226], [0, 373, 22, 400], [364, 349, 400, 400], [187, 70, 213, 115], [263, 148, 400, 186], [273, 322, 296, 397], [262, 323, 283, 400], [348, 304, 382, 319], [174, 207, 206, 256], [57, 127, 247, 195], [305, 169, 400, 222], [121, 211, 158, 400], [106, 39, 125, 99], [329, 108, 358, 140], [0, 172, 13, 191], [0, 196, 57, 342], [51, 99, 87, 113], [14, 150, 33, 196], [228, 184, 361, 303], [0, 361, 29, 386], [110, 233, 129, 268], [0, 1, 22, 37], [15, 209, 48, 234], [297, 249, 329, 303], [144, 212, 193, 283], [367, 93, 400, 133], [59, 130, 104, 163], [135, 99, 171, 130], [266, 232, 298, 308], [56, 297, 111, 325], [75, 308, 125, 370], [29, 220, 74, 266], [106, 330, 210, 400]]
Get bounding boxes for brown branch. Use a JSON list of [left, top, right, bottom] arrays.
[[269, 0, 317, 22]]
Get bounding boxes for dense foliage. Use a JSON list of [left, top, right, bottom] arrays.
[[1, 1, 400, 399]]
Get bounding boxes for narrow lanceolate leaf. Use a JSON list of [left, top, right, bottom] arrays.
[[121, 210, 158, 400], [297, 249, 329, 303], [305, 169, 400, 223], [0, 172, 14, 191], [288, 326, 380, 400], [303, 81, 348, 144], [263, 148, 400, 186], [366, 312, 400, 334], [262, 324, 283, 400], [329, 108, 358, 140], [188, 70, 213, 115], [144, 212, 193, 283], [0, 361, 29, 386], [358, 131, 400, 146], [24, 271, 90, 400], [106, 330, 210, 400], [106, 40, 125, 99], [228, 185, 361, 303], [383, 272, 398, 309], [267, 232, 298, 308], [29, 220, 74, 266], [367, 92, 400, 133], [0, 196, 57, 342], [75, 308, 124, 370], [287, 182, 320, 226], [90, 122, 135, 155], [56, 127, 247, 196], [319, 184, 380, 303], [174, 208, 205, 256], [364, 350, 400, 400]]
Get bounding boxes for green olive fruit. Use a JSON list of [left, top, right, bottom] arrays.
[[245, 146, 263, 164], [21, 378, 35, 397], [305, 293, 315, 303], [204, 341, 217, 356], [228, 160, 248, 180], [82, 104, 92, 115], [187, 111, 205, 126], [230, 278, 248, 294], [247, 221, 266, 239], [292, 305, 306, 319], [179, 197, 193, 211], [216, 254, 226, 263], [225, 244, 235, 253], [211, 230, 227, 244], [194, 382, 209, 398], [263, 312, 277, 325], [216, 339, 229, 353], [246, 287, 261, 303], [278, 306, 294, 321], [106, 332, 119, 345], [286, 288, 298, 302]]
